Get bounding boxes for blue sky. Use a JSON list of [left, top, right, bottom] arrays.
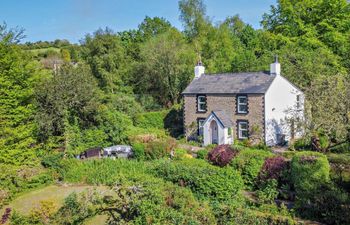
[[0, 0, 276, 43]]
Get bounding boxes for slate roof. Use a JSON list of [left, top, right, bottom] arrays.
[[205, 110, 233, 128], [182, 71, 276, 94]]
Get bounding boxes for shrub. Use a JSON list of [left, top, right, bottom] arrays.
[[103, 177, 216, 224], [231, 149, 273, 188], [132, 142, 145, 160], [134, 110, 168, 129], [0, 165, 53, 207], [153, 159, 244, 201], [291, 137, 310, 151], [208, 144, 238, 167], [216, 202, 298, 225], [256, 179, 279, 204], [296, 183, 350, 225], [56, 190, 103, 224], [144, 137, 176, 160], [258, 156, 289, 185], [291, 151, 337, 220], [196, 149, 209, 159], [41, 153, 64, 170], [60, 159, 151, 185], [173, 148, 188, 159], [291, 151, 330, 194]]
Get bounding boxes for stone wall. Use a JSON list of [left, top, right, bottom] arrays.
[[183, 94, 265, 142]]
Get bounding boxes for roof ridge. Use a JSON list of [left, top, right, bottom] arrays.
[[203, 71, 269, 76]]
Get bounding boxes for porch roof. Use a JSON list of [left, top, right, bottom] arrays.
[[205, 110, 233, 128]]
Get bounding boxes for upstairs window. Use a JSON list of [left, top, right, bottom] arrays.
[[238, 121, 249, 139], [237, 95, 248, 114], [197, 118, 205, 136], [197, 95, 207, 112], [296, 94, 301, 110]]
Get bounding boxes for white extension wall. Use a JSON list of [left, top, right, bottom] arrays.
[[264, 75, 304, 146]]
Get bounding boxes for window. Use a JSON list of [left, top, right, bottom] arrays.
[[228, 127, 232, 136], [197, 95, 206, 112], [238, 121, 249, 139], [197, 118, 205, 136], [296, 94, 301, 109], [237, 95, 248, 113]]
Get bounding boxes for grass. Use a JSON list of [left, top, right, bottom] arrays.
[[84, 215, 108, 225], [1, 184, 109, 216]]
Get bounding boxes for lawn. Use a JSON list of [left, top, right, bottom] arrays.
[[1, 184, 109, 219]]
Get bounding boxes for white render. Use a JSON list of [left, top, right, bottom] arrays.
[[194, 63, 205, 79], [203, 113, 233, 146], [264, 74, 304, 146]]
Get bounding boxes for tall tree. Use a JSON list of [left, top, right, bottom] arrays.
[[134, 30, 195, 107], [0, 27, 40, 165], [179, 0, 211, 45], [262, 0, 350, 69], [35, 64, 100, 140], [81, 28, 130, 94]]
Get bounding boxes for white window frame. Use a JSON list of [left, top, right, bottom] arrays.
[[237, 95, 248, 113], [198, 119, 205, 136], [197, 95, 206, 112], [238, 121, 249, 139]]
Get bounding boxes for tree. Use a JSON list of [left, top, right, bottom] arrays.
[[138, 16, 172, 40], [35, 64, 100, 141], [134, 30, 195, 107], [0, 28, 40, 165], [179, 0, 211, 44], [262, 0, 350, 69], [81, 28, 130, 94]]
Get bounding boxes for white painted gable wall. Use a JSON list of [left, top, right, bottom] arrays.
[[264, 75, 304, 146]]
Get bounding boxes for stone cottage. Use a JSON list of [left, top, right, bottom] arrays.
[[182, 57, 304, 146]]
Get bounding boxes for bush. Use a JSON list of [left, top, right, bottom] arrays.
[[216, 202, 298, 225], [291, 137, 310, 151], [153, 159, 244, 201], [296, 183, 350, 225], [196, 149, 209, 159], [134, 110, 168, 129], [258, 156, 289, 186], [291, 151, 336, 220], [291, 151, 330, 193], [208, 144, 238, 167], [132, 142, 145, 160], [256, 179, 279, 204], [104, 177, 216, 224], [60, 159, 151, 185], [173, 148, 188, 159], [231, 149, 273, 188], [0, 165, 53, 207], [144, 137, 176, 160], [41, 153, 64, 170]]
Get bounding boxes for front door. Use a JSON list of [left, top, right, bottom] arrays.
[[210, 120, 218, 144]]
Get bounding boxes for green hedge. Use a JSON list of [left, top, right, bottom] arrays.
[[231, 149, 273, 188], [291, 151, 330, 193], [153, 159, 244, 201]]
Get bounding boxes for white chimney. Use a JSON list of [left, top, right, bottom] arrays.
[[194, 60, 205, 79], [270, 55, 281, 76]]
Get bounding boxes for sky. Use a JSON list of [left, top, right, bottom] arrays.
[[0, 0, 276, 43]]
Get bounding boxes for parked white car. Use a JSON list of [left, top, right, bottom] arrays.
[[103, 145, 133, 159]]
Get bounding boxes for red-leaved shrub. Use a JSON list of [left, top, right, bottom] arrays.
[[208, 145, 238, 167], [258, 156, 288, 184]]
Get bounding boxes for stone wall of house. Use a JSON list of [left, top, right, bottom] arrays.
[[183, 94, 265, 142]]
